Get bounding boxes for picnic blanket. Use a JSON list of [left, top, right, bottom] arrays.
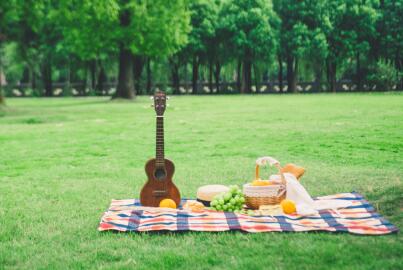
[[98, 192, 398, 235]]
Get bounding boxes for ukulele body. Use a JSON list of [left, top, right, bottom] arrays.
[[140, 158, 181, 207]]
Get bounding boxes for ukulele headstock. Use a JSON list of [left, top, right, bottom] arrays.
[[152, 91, 167, 116]]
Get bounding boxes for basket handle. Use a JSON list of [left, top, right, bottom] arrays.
[[255, 157, 286, 185]]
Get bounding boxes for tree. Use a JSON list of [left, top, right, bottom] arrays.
[[6, 0, 65, 96], [324, 0, 378, 92], [220, 0, 278, 93], [351, 0, 379, 91], [59, 0, 119, 95], [60, 0, 191, 99], [377, 0, 403, 89], [1, 0, 15, 103], [180, 0, 218, 94], [274, 0, 327, 92]]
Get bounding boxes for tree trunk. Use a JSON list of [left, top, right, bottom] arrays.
[[214, 61, 221, 93], [115, 5, 135, 99], [89, 59, 97, 90], [30, 67, 36, 92], [327, 59, 337, 92], [0, 54, 4, 103], [395, 50, 402, 90], [42, 58, 52, 97], [184, 63, 189, 94], [192, 55, 199, 94], [253, 64, 259, 93], [81, 65, 88, 95], [278, 55, 283, 92], [208, 60, 213, 93], [146, 57, 152, 94], [170, 58, 180, 95], [65, 59, 71, 95], [356, 52, 362, 91], [115, 46, 135, 99], [236, 60, 242, 93], [95, 65, 107, 94], [133, 54, 144, 95], [21, 66, 30, 84], [286, 55, 297, 93], [0, 48, 3, 105], [314, 65, 322, 92], [241, 58, 252, 93]]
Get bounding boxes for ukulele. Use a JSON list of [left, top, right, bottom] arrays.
[[140, 91, 181, 207]]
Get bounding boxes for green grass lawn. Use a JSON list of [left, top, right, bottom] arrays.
[[0, 94, 402, 269]]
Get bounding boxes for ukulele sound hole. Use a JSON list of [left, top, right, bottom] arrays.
[[154, 168, 166, 180]]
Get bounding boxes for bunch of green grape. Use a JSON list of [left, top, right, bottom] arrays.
[[210, 185, 245, 212]]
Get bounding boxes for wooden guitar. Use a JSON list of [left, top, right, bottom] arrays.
[[140, 91, 181, 207]]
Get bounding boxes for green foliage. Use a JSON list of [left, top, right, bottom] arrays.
[[126, 0, 191, 57], [377, 0, 403, 67], [58, 0, 119, 60], [367, 59, 401, 90], [59, 0, 190, 59], [220, 0, 279, 62], [275, 0, 327, 58], [1, 42, 24, 83], [186, 0, 219, 59], [325, 0, 378, 63]]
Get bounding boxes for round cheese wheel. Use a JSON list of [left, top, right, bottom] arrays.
[[196, 185, 229, 205]]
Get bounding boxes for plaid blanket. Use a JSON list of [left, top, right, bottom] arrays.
[[98, 192, 398, 235]]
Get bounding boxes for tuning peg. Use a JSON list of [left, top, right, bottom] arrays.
[[150, 96, 154, 100], [150, 104, 154, 107], [166, 96, 170, 100], [167, 104, 170, 107]]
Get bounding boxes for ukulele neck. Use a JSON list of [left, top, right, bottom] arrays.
[[156, 116, 165, 167]]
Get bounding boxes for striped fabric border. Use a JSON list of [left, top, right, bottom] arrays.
[[98, 192, 398, 235]]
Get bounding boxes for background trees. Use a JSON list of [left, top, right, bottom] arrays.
[[0, 0, 401, 98], [220, 0, 279, 93], [59, 0, 190, 99]]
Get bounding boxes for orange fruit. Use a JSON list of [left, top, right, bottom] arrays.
[[159, 198, 177, 209], [251, 180, 271, 186], [281, 199, 296, 214]]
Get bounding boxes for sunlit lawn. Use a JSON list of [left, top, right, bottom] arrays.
[[0, 93, 402, 269]]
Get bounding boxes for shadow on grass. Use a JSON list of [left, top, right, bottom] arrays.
[[100, 228, 399, 239], [366, 184, 403, 225]]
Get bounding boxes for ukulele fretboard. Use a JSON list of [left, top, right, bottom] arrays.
[[156, 116, 164, 167]]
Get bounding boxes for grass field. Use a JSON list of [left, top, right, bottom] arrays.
[[0, 94, 402, 269]]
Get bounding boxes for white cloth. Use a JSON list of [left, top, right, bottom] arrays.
[[271, 173, 352, 216], [256, 156, 352, 216]]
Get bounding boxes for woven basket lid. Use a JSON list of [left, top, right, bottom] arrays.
[[197, 185, 229, 202]]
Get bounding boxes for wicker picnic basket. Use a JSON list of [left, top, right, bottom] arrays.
[[243, 157, 286, 209]]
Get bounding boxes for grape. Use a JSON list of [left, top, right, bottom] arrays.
[[230, 186, 238, 194], [210, 185, 246, 213]]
